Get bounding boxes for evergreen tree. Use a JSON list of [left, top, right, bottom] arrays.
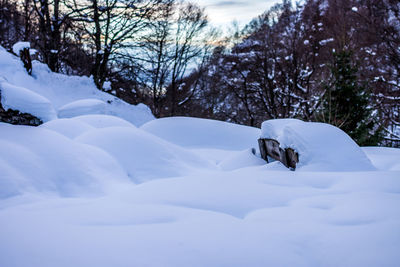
[[319, 51, 383, 146]]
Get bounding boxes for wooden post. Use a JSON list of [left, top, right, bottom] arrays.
[[258, 139, 268, 163], [20, 47, 32, 75], [285, 148, 299, 169]]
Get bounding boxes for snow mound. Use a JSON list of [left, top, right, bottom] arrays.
[[0, 123, 129, 198], [362, 147, 400, 171], [141, 116, 260, 150], [0, 47, 155, 126], [218, 149, 266, 171], [58, 99, 106, 118], [40, 118, 95, 139], [40, 115, 136, 139], [73, 114, 135, 128], [75, 127, 214, 183], [260, 119, 375, 171], [0, 78, 56, 122], [12, 41, 30, 55]]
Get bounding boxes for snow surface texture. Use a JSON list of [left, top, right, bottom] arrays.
[[260, 119, 376, 171], [0, 46, 154, 126], [1, 45, 400, 266], [1, 115, 400, 267], [363, 147, 400, 171], [0, 78, 57, 122], [141, 116, 260, 150], [58, 98, 106, 118]]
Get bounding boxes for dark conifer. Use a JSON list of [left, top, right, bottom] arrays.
[[320, 51, 383, 145]]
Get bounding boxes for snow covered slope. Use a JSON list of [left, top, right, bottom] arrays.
[[0, 78, 56, 122], [0, 46, 154, 126], [1, 45, 399, 267], [1, 115, 400, 267]]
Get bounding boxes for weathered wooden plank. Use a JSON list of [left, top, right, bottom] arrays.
[[258, 138, 299, 170], [285, 148, 299, 169], [264, 139, 281, 161], [258, 139, 268, 163]]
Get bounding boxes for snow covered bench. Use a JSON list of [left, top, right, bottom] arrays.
[[258, 119, 375, 171]]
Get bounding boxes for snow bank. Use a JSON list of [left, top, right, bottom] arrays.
[[73, 114, 135, 128], [1, 44, 399, 267], [362, 147, 400, 171], [0, 116, 399, 266], [40, 115, 136, 140], [0, 123, 129, 198], [40, 118, 95, 139], [2, 167, 399, 267], [218, 149, 266, 171], [58, 99, 106, 118], [0, 46, 154, 126], [141, 116, 260, 150], [260, 119, 375, 171], [75, 127, 215, 183], [0, 79, 57, 122]]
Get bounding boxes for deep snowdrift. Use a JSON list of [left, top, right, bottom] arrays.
[[0, 122, 129, 198], [58, 98, 107, 118], [0, 46, 154, 126], [1, 115, 400, 267], [1, 45, 399, 267], [0, 78, 56, 122], [141, 116, 260, 150], [76, 126, 215, 183]]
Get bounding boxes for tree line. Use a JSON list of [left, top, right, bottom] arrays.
[[0, 0, 213, 113], [179, 0, 400, 146], [1, 0, 399, 146]]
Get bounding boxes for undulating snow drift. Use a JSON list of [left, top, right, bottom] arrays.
[[141, 116, 261, 150], [0, 45, 154, 125], [0, 77, 57, 122], [1, 46, 400, 267]]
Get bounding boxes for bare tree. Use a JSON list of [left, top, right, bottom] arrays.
[[66, 0, 167, 89], [30, 0, 73, 72], [139, 1, 210, 117]]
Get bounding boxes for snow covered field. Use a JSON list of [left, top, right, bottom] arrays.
[[1, 46, 400, 266]]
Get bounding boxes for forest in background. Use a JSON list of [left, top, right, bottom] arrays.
[[0, 0, 399, 147]]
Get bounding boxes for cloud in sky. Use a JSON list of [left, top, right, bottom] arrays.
[[208, 1, 247, 8], [197, 0, 281, 27]]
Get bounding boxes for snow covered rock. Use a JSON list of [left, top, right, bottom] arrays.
[[58, 99, 107, 118], [260, 119, 375, 171], [0, 78, 57, 122]]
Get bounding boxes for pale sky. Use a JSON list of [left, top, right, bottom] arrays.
[[196, 0, 283, 27]]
